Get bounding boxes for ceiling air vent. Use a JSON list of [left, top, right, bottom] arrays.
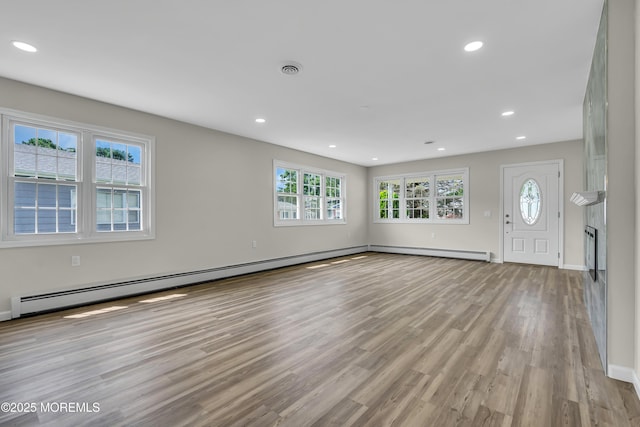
[[281, 62, 302, 75]]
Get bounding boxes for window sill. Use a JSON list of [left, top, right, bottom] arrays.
[[0, 231, 155, 248], [274, 220, 347, 227], [373, 219, 469, 225]]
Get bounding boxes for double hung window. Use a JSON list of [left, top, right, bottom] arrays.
[[375, 169, 468, 224], [274, 161, 346, 226], [1, 109, 154, 246]]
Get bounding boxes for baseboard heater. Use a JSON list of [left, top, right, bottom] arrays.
[[10, 245, 368, 319], [368, 245, 490, 262]]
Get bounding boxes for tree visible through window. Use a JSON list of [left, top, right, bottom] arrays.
[[374, 169, 468, 224], [95, 139, 143, 232], [274, 161, 346, 225], [276, 167, 298, 220], [303, 173, 321, 220], [12, 125, 79, 234], [406, 177, 430, 219], [378, 179, 401, 219], [1, 110, 155, 246], [325, 177, 342, 220], [436, 174, 464, 219]]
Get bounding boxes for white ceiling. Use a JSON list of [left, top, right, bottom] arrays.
[[1, 1, 604, 166]]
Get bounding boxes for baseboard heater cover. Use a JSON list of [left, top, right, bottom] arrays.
[[11, 245, 368, 319], [368, 245, 490, 262]]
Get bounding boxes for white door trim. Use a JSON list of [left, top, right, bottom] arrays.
[[499, 159, 564, 267]]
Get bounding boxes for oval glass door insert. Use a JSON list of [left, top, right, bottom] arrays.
[[520, 179, 541, 225]]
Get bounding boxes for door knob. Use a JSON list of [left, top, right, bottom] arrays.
[[506, 221, 511, 224]]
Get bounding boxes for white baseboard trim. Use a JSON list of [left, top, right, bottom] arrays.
[[8, 245, 368, 320], [608, 364, 633, 382], [490, 257, 503, 264], [562, 264, 586, 271], [634, 371, 640, 401], [607, 365, 640, 395], [368, 245, 490, 262], [0, 311, 11, 322], [633, 371, 640, 399]]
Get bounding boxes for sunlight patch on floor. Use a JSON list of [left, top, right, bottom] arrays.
[[306, 264, 330, 270], [139, 294, 187, 303], [64, 306, 128, 319]]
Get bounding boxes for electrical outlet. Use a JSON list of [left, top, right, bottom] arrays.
[[71, 255, 81, 267], [252, 240, 257, 248]]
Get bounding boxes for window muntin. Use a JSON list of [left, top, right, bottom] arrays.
[[274, 161, 346, 226], [374, 169, 469, 224], [303, 172, 321, 220], [1, 109, 154, 246], [406, 177, 430, 219], [14, 182, 77, 234], [13, 124, 78, 180], [93, 136, 145, 233], [277, 195, 298, 220], [10, 122, 81, 236], [325, 176, 342, 220], [275, 168, 299, 220], [96, 188, 142, 231], [378, 179, 401, 219], [435, 174, 464, 220], [96, 139, 142, 185]]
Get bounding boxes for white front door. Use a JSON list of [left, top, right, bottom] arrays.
[[502, 161, 561, 266]]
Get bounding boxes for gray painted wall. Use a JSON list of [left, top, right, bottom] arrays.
[[0, 77, 369, 315], [0, 77, 586, 327], [367, 141, 584, 267]]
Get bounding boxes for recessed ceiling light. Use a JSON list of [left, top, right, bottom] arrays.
[[464, 41, 483, 52], [372, 157, 378, 161], [255, 118, 266, 124], [437, 147, 446, 151], [329, 144, 337, 148], [501, 111, 515, 117], [12, 41, 37, 52], [516, 136, 526, 140]]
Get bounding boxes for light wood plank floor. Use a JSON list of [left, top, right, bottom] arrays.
[[1, 253, 639, 426]]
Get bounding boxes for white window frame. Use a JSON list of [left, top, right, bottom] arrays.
[[373, 168, 469, 224], [91, 133, 148, 235], [274, 160, 346, 226], [0, 108, 155, 247]]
